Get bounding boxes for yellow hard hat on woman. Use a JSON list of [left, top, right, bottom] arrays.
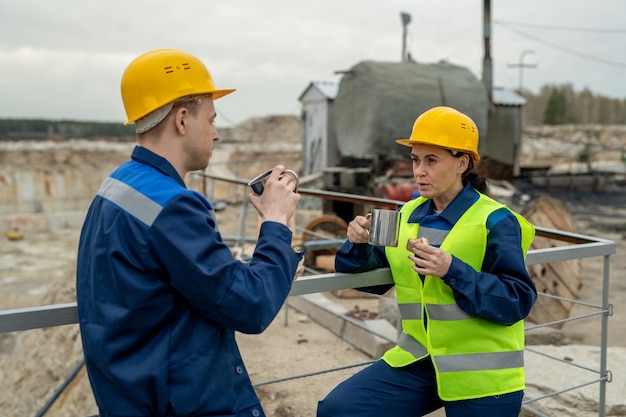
[[396, 106, 480, 163], [121, 49, 235, 126]]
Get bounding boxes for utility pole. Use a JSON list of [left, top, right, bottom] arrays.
[[482, 0, 493, 103], [508, 50, 537, 93], [400, 12, 411, 62]]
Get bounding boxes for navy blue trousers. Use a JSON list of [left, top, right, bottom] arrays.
[[316, 359, 523, 417]]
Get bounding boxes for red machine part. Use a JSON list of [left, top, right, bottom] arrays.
[[380, 182, 418, 202]]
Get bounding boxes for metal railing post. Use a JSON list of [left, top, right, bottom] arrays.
[[236, 187, 250, 253], [599, 254, 612, 417]]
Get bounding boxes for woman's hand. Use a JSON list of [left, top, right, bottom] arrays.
[[408, 243, 452, 278], [346, 215, 371, 244]]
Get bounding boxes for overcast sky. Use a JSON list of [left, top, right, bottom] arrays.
[[1, 0, 625, 127]]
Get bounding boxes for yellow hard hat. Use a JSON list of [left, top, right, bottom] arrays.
[[121, 49, 235, 125], [396, 106, 480, 163]]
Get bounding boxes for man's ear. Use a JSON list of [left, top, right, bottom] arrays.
[[174, 107, 187, 135]]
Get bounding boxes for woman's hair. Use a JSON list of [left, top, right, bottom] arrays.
[[464, 170, 488, 193], [451, 151, 488, 193]]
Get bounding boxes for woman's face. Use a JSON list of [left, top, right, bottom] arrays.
[[410, 143, 469, 209]]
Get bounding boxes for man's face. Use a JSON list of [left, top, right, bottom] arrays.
[[183, 97, 220, 172]]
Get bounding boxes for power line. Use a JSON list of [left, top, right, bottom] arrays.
[[495, 19, 626, 34], [495, 21, 626, 69]]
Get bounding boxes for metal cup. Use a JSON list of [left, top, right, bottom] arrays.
[[367, 209, 401, 247], [248, 169, 299, 195]]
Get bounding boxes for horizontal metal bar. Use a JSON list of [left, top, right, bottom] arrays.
[[522, 376, 606, 405], [536, 291, 603, 309], [0, 228, 614, 334], [533, 225, 616, 247], [196, 172, 404, 209], [0, 303, 77, 333], [525, 309, 609, 331], [289, 269, 393, 296], [526, 226, 615, 266], [521, 404, 551, 417], [253, 360, 375, 387], [301, 239, 345, 251], [525, 347, 601, 374], [0, 270, 393, 333], [527, 241, 615, 265], [0, 229, 616, 334]]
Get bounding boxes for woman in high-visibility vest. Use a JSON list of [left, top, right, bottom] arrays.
[[317, 106, 537, 417]]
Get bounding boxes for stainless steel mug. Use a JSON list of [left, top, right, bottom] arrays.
[[367, 209, 401, 247], [248, 169, 299, 195]]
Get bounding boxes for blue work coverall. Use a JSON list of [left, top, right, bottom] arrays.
[[76, 146, 301, 417]]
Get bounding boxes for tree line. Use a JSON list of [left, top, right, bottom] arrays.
[[0, 83, 624, 138], [0, 118, 135, 140], [522, 83, 626, 126]]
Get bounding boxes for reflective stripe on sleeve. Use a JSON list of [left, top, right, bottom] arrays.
[[98, 177, 163, 227]]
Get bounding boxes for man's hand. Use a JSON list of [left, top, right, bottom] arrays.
[[249, 165, 300, 226]]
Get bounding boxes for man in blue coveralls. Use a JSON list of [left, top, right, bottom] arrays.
[[76, 49, 303, 417]]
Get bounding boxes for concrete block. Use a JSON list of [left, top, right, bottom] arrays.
[[287, 293, 396, 358], [288, 293, 348, 337], [363, 319, 397, 342], [342, 318, 396, 358], [333, 288, 376, 299]]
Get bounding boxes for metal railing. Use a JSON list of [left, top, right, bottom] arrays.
[[0, 174, 616, 417]]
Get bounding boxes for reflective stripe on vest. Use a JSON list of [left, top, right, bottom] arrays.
[[383, 193, 535, 401], [397, 332, 428, 358], [435, 350, 524, 372], [398, 303, 422, 320], [427, 303, 473, 321], [397, 302, 470, 323], [413, 225, 448, 246]]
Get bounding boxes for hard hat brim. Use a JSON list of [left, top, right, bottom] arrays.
[[395, 138, 481, 163], [395, 138, 413, 147], [210, 88, 236, 100], [123, 88, 236, 126]]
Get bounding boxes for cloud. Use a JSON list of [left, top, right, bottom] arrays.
[[1, 0, 625, 126]]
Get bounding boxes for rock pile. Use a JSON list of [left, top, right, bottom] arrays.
[[521, 124, 626, 167]]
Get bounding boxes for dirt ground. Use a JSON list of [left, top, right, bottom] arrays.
[[2, 123, 624, 416], [0, 181, 623, 417]]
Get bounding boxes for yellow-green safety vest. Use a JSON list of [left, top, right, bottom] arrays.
[[383, 193, 535, 401]]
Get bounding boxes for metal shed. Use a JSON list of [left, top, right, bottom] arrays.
[[484, 87, 527, 178], [299, 81, 339, 175]]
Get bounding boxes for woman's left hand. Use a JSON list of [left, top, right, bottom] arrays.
[[408, 243, 452, 278]]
